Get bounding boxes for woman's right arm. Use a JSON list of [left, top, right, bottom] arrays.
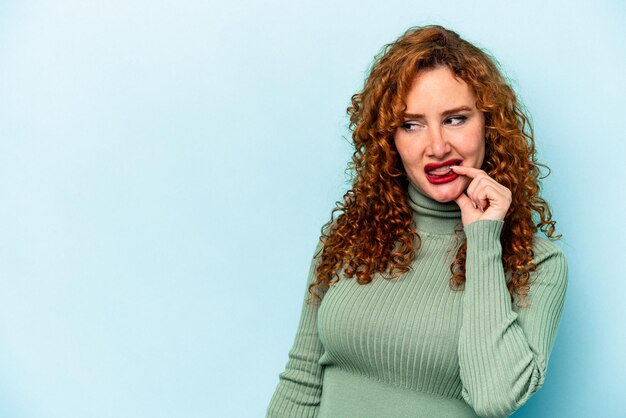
[[266, 239, 326, 418]]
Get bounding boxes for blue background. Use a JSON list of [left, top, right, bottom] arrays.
[[0, 1, 624, 417]]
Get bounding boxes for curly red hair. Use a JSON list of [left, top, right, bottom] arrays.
[[307, 25, 560, 308]]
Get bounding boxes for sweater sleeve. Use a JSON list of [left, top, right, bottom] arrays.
[[266, 239, 326, 418], [458, 220, 568, 418]]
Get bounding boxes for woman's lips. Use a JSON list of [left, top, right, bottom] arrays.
[[424, 159, 462, 184]]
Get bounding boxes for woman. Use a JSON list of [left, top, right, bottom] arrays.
[[266, 25, 567, 418]]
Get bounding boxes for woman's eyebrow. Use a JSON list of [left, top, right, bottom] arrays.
[[403, 105, 472, 119]]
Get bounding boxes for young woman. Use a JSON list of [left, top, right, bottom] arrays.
[[267, 24, 568, 418]]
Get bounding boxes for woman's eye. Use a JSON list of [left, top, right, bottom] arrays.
[[402, 122, 421, 132], [445, 115, 468, 126]]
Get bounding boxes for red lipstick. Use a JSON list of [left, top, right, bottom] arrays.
[[424, 159, 462, 185]]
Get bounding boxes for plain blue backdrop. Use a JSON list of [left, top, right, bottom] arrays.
[[0, 1, 624, 417]]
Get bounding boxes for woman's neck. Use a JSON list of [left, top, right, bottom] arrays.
[[406, 180, 463, 235]]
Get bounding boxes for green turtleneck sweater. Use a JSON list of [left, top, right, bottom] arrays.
[[266, 182, 568, 418]]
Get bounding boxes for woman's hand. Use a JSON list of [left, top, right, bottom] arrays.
[[450, 165, 512, 227]]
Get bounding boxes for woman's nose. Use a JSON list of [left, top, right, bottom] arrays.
[[426, 127, 450, 158]]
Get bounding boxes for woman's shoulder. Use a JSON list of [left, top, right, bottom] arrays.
[[528, 235, 568, 288], [531, 235, 566, 264]]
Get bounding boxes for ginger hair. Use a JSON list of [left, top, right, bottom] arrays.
[[307, 25, 560, 308]]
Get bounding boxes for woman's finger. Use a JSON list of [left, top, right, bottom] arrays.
[[477, 186, 491, 211], [454, 192, 485, 226], [450, 165, 512, 223], [453, 191, 475, 212], [466, 174, 490, 204], [449, 164, 485, 179]]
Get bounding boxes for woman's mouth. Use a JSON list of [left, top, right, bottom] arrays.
[[424, 159, 462, 184]]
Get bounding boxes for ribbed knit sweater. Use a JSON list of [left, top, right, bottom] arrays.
[[267, 181, 568, 418]]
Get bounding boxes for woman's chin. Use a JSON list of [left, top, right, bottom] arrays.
[[431, 193, 460, 203], [425, 183, 466, 203]]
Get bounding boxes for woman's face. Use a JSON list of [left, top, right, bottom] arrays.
[[393, 66, 485, 203]]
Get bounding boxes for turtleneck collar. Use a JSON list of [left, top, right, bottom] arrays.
[[406, 180, 463, 235]]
